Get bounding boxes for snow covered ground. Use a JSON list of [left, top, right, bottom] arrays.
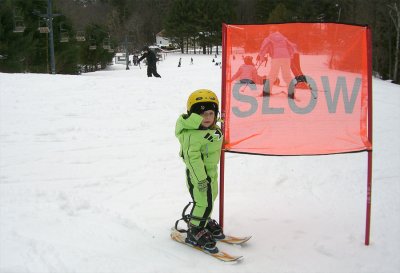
[[0, 53, 399, 273]]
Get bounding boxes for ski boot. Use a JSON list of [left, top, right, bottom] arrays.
[[186, 224, 218, 253], [206, 219, 225, 240], [295, 75, 310, 89]]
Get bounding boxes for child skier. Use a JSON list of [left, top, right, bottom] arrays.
[[175, 89, 225, 254], [231, 55, 266, 85]]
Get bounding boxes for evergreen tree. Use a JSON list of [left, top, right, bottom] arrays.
[[0, 0, 38, 72], [209, 0, 236, 54], [267, 3, 291, 23], [0, 0, 115, 74], [255, 0, 279, 23], [165, 0, 235, 54], [165, 0, 197, 53]]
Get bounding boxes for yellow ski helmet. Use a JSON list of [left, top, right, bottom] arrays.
[[187, 89, 219, 114]]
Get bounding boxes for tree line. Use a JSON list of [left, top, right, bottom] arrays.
[[0, 0, 398, 83], [0, 0, 118, 74]]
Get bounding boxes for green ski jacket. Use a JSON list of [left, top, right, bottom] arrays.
[[175, 113, 223, 185]]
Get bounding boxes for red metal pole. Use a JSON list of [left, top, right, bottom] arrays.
[[365, 150, 372, 245], [365, 26, 373, 246], [219, 150, 225, 229], [219, 24, 228, 229]]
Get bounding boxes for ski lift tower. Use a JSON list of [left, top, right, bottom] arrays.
[[33, 0, 60, 74], [123, 34, 134, 70]]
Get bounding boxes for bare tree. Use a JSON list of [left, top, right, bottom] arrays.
[[388, 2, 400, 82], [55, 0, 112, 29]]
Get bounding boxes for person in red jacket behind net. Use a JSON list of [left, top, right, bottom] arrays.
[[231, 55, 266, 85]]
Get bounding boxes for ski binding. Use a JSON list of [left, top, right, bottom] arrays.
[[170, 228, 243, 262]]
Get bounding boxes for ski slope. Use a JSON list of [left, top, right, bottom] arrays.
[[0, 53, 399, 273]]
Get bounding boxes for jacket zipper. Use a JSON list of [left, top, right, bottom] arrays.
[[206, 129, 210, 158]]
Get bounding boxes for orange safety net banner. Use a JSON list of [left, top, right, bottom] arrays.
[[222, 23, 372, 155]]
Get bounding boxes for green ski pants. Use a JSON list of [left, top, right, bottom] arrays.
[[185, 169, 218, 227]]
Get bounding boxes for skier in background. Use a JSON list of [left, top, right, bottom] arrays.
[[257, 27, 295, 88], [175, 89, 225, 254], [132, 55, 139, 66], [231, 55, 266, 84], [138, 46, 161, 78], [257, 28, 310, 96], [288, 41, 310, 89]]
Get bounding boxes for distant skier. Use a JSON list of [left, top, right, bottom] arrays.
[[174, 89, 225, 254], [138, 46, 161, 78], [132, 55, 139, 66], [231, 55, 266, 84], [178, 57, 182, 67]]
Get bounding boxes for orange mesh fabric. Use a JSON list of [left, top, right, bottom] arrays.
[[222, 23, 372, 155]]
